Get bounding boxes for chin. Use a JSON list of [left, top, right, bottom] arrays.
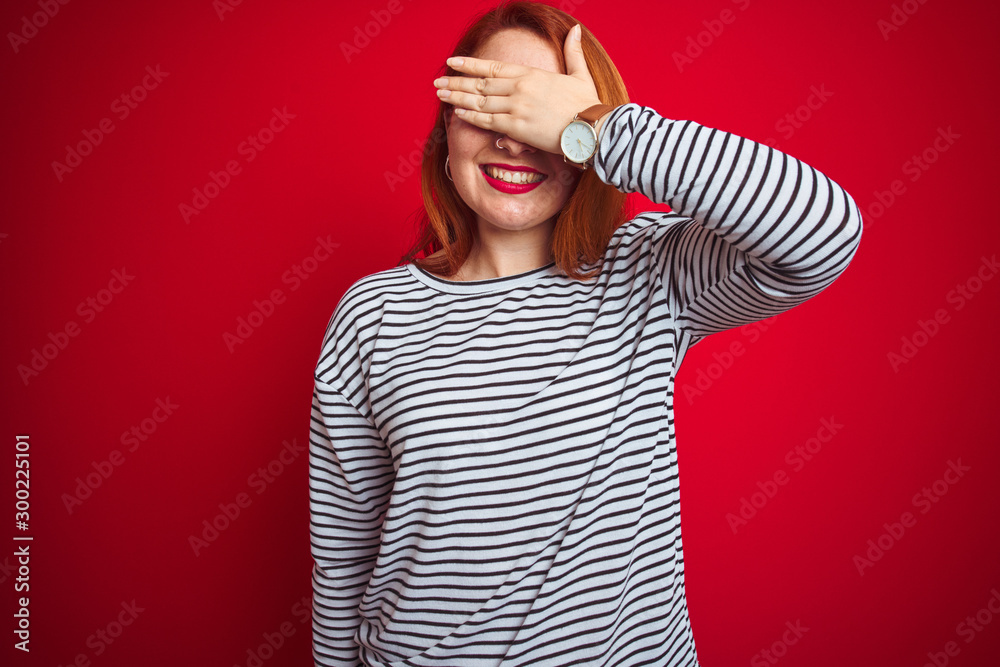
[[479, 211, 556, 232]]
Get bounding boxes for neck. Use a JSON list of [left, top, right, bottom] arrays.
[[456, 218, 555, 281]]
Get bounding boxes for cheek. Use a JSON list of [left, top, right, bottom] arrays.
[[546, 164, 582, 207], [558, 163, 582, 185], [448, 120, 491, 158]]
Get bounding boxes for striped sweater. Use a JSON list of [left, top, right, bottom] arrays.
[[309, 102, 862, 666]]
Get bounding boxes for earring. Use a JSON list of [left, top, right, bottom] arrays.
[[445, 155, 453, 181]]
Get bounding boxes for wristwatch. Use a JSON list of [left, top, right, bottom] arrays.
[[560, 103, 616, 169]]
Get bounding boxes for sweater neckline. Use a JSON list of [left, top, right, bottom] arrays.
[[406, 260, 558, 294]]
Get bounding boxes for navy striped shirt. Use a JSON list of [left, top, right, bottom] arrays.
[[309, 103, 862, 666]]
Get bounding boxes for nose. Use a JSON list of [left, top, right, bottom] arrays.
[[499, 135, 535, 156]]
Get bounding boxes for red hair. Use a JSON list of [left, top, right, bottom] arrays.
[[397, 0, 631, 281]]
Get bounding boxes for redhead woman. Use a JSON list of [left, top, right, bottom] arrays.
[[309, 2, 862, 665]]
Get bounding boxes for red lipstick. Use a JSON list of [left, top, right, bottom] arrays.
[[480, 163, 547, 194]]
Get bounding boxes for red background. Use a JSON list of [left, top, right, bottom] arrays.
[[2, 0, 999, 665]]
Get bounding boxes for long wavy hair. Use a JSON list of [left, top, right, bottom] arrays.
[[397, 0, 631, 281]]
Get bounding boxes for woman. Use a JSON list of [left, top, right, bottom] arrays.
[[309, 2, 862, 666]]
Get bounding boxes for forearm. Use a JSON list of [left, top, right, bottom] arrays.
[[311, 558, 374, 666], [309, 379, 394, 666], [595, 103, 862, 287]]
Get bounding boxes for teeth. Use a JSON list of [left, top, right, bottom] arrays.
[[485, 165, 545, 184]]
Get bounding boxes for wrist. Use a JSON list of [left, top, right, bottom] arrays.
[[593, 109, 615, 143], [584, 107, 618, 169], [561, 103, 618, 170]]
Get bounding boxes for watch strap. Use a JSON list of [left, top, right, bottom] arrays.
[[577, 103, 616, 127]]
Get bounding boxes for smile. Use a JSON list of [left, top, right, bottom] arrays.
[[480, 164, 547, 194]]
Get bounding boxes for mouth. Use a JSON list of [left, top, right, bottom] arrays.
[[480, 163, 547, 193]]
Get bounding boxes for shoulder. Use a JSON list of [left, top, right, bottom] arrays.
[[336, 264, 414, 310], [325, 265, 414, 337], [315, 264, 416, 382]]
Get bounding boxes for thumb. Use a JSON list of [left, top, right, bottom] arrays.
[[564, 24, 593, 84]]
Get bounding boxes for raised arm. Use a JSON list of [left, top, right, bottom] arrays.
[[432, 32, 862, 345], [595, 103, 863, 341]]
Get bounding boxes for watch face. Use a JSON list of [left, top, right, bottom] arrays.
[[561, 120, 597, 163]]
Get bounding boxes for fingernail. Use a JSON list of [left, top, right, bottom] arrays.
[[433, 77, 447, 87], [436, 89, 451, 98], [447, 57, 464, 67], [573, 24, 581, 41]]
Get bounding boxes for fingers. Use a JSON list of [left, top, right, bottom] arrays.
[[434, 73, 515, 117], [446, 56, 528, 79], [563, 24, 594, 84], [432, 55, 539, 140], [436, 87, 513, 116], [449, 107, 504, 133], [434, 75, 515, 98]]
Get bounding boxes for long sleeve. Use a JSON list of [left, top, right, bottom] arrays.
[[309, 376, 395, 667], [594, 103, 863, 344]]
